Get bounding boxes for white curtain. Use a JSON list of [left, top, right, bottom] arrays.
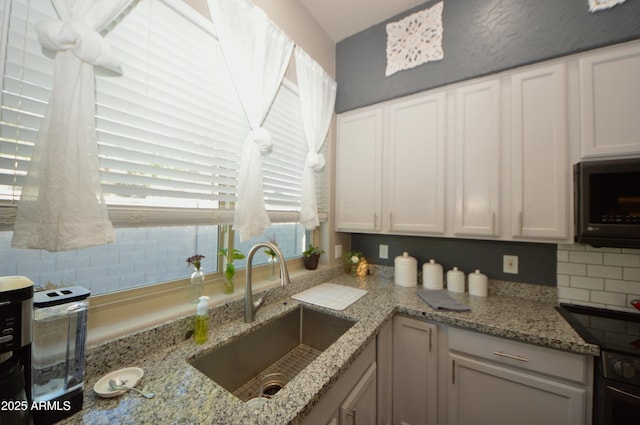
[[207, 0, 294, 242], [295, 47, 337, 229], [11, 0, 132, 252]]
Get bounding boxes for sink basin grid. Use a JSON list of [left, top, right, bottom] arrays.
[[190, 305, 355, 402], [233, 344, 321, 400]]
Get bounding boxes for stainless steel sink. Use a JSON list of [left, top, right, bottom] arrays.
[[190, 305, 355, 402]]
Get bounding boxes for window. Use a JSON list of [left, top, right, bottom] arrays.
[[0, 0, 321, 295]]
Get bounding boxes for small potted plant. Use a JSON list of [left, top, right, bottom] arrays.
[[302, 244, 325, 270], [344, 251, 366, 276], [218, 248, 245, 294]]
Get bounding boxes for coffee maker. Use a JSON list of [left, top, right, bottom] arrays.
[[32, 286, 90, 425], [0, 276, 34, 425]]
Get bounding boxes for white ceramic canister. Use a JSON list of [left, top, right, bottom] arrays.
[[468, 269, 488, 297], [422, 259, 443, 290], [394, 252, 417, 287], [447, 267, 465, 293]]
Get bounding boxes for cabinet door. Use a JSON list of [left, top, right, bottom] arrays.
[[453, 80, 501, 237], [579, 41, 640, 157], [384, 93, 446, 235], [448, 354, 587, 425], [393, 316, 438, 425], [510, 64, 569, 240], [340, 362, 377, 425], [376, 320, 392, 425], [336, 108, 383, 232]]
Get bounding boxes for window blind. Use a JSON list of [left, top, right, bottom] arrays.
[[0, 0, 314, 227]]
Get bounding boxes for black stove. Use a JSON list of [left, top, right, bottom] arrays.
[[558, 303, 640, 425], [558, 303, 640, 357]]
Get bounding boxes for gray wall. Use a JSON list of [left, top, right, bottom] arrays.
[[336, 0, 640, 112], [352, 234, 557, 286]]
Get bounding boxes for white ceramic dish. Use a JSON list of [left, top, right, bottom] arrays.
[[94, 367, 144, 398], [246, 397, 269, 410]]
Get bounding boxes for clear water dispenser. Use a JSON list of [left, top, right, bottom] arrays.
[[32, 287, 90, 424]]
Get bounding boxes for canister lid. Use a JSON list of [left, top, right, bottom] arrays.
[[0, 276, 33, 302], [423, 259, 442, 268], [395, 252, 417, 265], [34, 286, 90, 308]]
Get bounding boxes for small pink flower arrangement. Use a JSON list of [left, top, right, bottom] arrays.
[[186, 254, 205, 270]]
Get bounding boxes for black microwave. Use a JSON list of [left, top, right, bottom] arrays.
[[575, 158, 640, 248]]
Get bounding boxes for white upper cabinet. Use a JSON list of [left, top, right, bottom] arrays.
[[384, 93, 446, 235], [579, 41, 640, 158], [336, 92, 447, 235], [510, 63, 569, 240], [453, 80, 501, 237], [336, 108, 383, 232], [336, 41, 639, 242]]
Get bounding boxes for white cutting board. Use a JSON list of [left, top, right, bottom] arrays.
[[291, 283, 367, 311]]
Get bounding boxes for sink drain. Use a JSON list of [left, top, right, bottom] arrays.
[[260, 373, 288, 398]]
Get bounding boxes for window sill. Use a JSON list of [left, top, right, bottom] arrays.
[[87, 259, 308, 347]]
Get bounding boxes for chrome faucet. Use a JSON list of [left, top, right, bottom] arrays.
[[244, 242, 291, 323]]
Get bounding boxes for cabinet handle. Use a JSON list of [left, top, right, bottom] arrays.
[[373, 213, 377, 230], [518, 211, 523, 235], [428, 328, 433, 352], [493, 351, 529, 362], [346, 409, 357, 424], [389, 212, 393, 228], [491, 212, 496, 235], [452, 359, 456, 384]]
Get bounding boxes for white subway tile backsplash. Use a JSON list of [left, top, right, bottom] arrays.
[[557, 274, 570, 287], [586, 264, 623, 279], [605, 279, 640, 295], [557, 262, 587, 276], [570, 275, 604, 290], [558, 243, 640, 312], [557, 249, 569, 262], [590, 290, 628, 307], [558, 286, 591, 302], [623, 267, 640, 281], [603, 252, 640, 267], [569, 250, 603, 265]]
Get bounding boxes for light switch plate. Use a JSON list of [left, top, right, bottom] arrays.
[[503, 255, 518, 274], [335, 244, 342, 259], [379, 244, 389, 259]]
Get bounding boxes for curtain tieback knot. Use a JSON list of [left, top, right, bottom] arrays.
[[306, 152, 325, 171], [36, 18, 121, 72], [247, 127, 273, 155]]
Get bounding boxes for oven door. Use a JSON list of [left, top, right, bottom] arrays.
[[598, 375, 640, 425]]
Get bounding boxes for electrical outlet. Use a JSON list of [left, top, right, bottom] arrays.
[[503, 255, 519, 274], [335, 244, 342, 259], [379, 244, 389, 259]]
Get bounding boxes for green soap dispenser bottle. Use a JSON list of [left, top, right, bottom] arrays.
[[195, 295, 210, 344]]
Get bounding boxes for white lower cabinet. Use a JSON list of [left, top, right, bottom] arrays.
[[448, 354, 586, 425], [447, 327, 593, 425], [340, 362, 377, 425], [302, 330, 379, 425], [392, 315, 438, 425], [305, 317, 593, 425]]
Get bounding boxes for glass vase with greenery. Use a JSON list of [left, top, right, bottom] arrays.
[[218, 248, 245, 294]]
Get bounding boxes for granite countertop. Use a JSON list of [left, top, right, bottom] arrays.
[[62, 270, 597, 425]]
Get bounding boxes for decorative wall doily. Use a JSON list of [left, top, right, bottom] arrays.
[[385, 1, 444, 77], [588, 0, 626, 12]]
